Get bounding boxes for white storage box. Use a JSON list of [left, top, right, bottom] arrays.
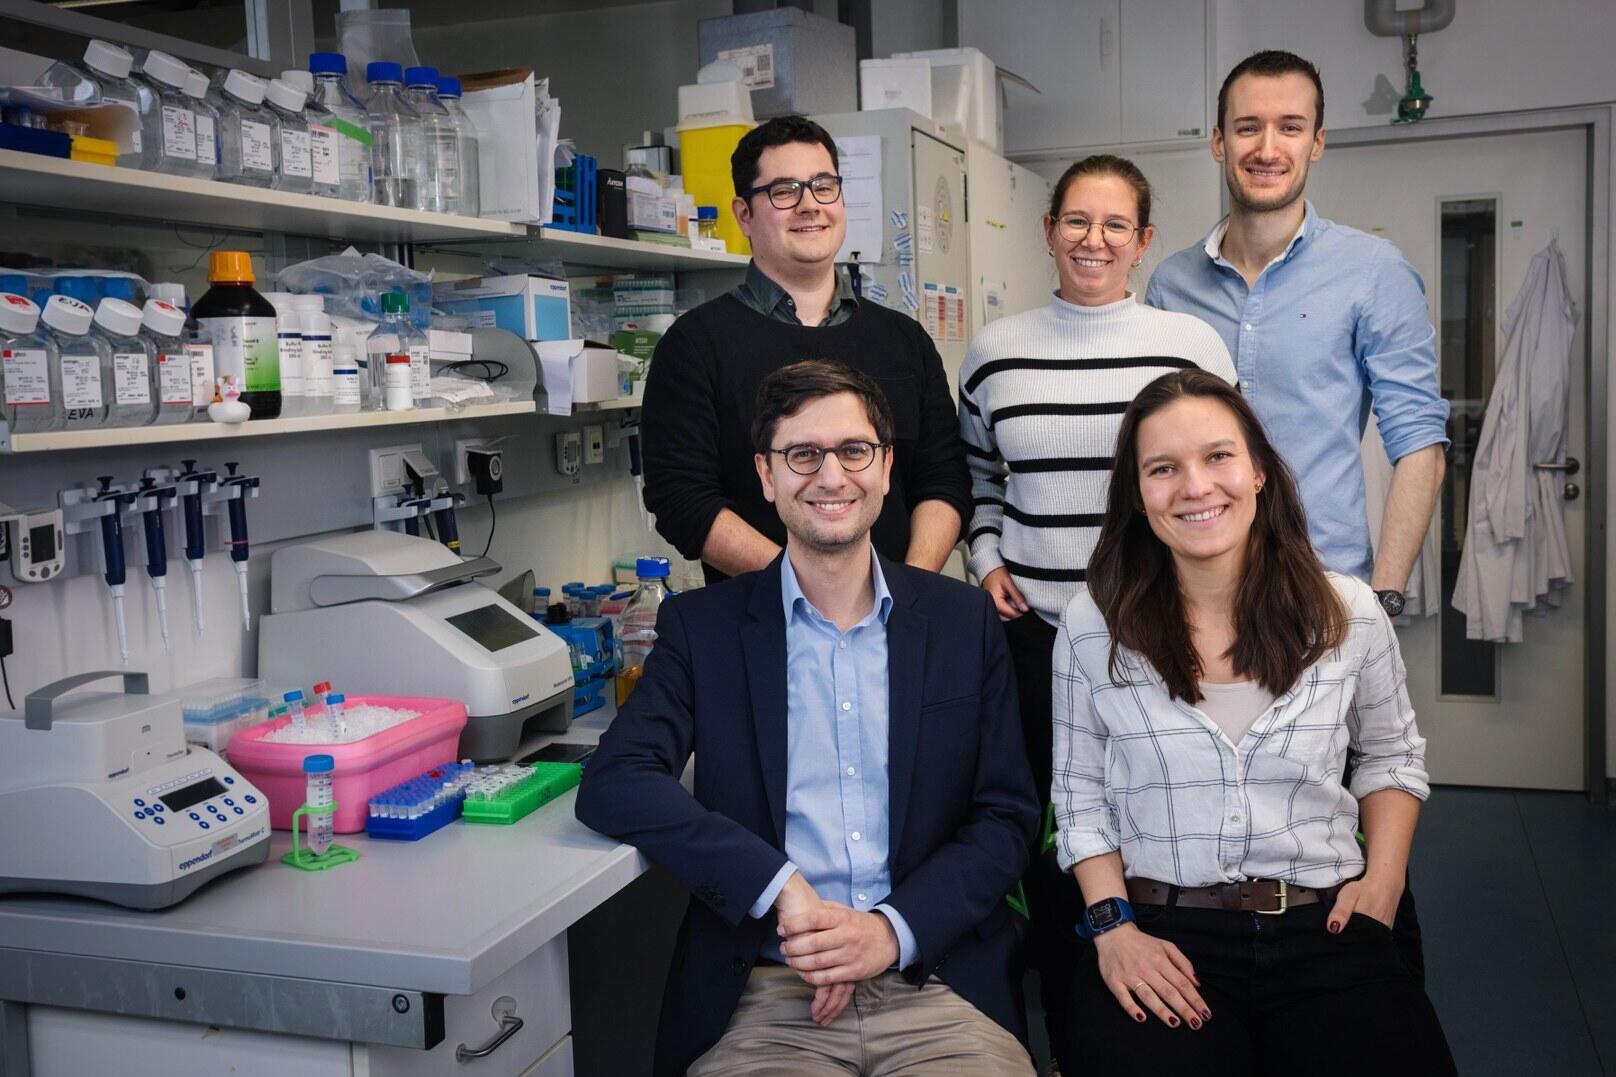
[[677, 79, 754, 127], [627, 190, 680, 233], [698, 7, 857, 117], [535, 340, 632, 411], [433, 275, 571, 342], [859, 58, 933, 116], [427, 328, 473, 361], [892, 47, 1002, 151]]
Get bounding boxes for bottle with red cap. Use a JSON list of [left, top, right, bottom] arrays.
[[0, 292, 62, 433]]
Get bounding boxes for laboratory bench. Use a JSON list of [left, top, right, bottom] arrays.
[[0, 702, 684, 1077]]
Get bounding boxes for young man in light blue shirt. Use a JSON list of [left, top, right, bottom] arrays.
[[1147, 50, 1448, 619]]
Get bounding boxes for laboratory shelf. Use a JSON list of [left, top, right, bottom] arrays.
[[0, 149, 528, 244], [426, 226, 751, 273], [0, 400, 537, 454]]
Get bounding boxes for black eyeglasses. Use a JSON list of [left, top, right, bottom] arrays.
[[741, 173, 844, 210], [768, 440, 886, 476], [1053, 214, 1139, 247]]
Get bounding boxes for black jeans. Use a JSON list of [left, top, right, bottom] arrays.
[[1003, 611, 1085, 1071], [1061, 900, 1456, 1075]]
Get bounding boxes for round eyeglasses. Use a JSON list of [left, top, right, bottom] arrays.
[[742, 173, 844, 211], [1053, 214, 1139, 247], [768, 440, 886, 476]]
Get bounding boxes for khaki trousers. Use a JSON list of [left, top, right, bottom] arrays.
[[686, 965, 1034, 1076]]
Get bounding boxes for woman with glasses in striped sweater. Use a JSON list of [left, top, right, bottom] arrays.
[[957, 154, 1234, 1072]]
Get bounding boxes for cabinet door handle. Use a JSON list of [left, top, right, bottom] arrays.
[[456, 1013, 523, 1062]]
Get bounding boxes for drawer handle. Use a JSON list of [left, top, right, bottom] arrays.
[[456, 1013, 524, 1062]]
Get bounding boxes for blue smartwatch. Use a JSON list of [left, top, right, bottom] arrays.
[[1075, 896, 1137, 940]]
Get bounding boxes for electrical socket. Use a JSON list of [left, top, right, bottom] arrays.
[[582, 424, 604, 466], [369, 443, 424, 498], [454, 438, 488, 485], [555, 431, 582, 477]]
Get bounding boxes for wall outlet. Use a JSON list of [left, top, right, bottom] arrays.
[[555, 431, 582, 477], [454, 438, 489, 485], [582, 424, 604, 466], [369, 443, 423, 498]]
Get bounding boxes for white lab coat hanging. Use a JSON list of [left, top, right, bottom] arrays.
[[1452, 238, 1577, 642]]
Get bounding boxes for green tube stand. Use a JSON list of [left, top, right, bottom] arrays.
[[281, 801, 361, 871]]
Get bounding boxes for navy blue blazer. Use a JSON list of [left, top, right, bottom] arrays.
[[575, 553, 1040, 1076]]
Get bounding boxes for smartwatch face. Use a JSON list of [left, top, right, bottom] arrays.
[[1089, 899, 1121, 930]]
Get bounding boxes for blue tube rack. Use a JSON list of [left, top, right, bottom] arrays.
[[365, 762, 475, 842]]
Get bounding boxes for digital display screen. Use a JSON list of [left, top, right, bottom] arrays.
[[160, 777, 226, 812], [29, 523, 54, 562], [446, 603, 539, 653]]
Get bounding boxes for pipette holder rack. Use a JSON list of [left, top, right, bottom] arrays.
[[373, 488, 462, 532], [60, 479, 158, 567], [203, 461, 260, 522]]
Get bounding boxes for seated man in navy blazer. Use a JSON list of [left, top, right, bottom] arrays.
[[577, 359, 1039, 1076]]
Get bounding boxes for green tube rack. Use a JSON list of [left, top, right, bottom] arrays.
[[460, 762, 583, 825]]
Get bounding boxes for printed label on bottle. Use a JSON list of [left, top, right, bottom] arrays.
[[201, 316, 279, 393], [408, 343, 430, 398], [310, 125, 340, 187], [1, 348, 49, 405], [61, 354, 104, 409], [333, 365, 361, 407], [241, 120, 273, 172], [281, 128, 312, 178], [195, 114, 217, 168], [161, 105, 197, 160], [278, 332, 304, 395], [113, 350, 151, 405], [187, 341, 215, 406], [158, 352, 192, 404], [303, 333, 334, 396], [111, 96, 142, 153]]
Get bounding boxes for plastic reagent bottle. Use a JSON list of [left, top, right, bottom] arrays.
[[331, 324, 363, 413], [402, 67, 456, 214], [264, 78, 312, 195], [140, 298, 193, 425], [302, 753, 334, 857], [192, 252, 280, 419], [0, 293, 62, 433], [41, 296, 108, 430], [216, 70, 277, 188], [262, 292, 304, 417], [307, 53, 373, 203], [92, 297, 157, 427], [366, 292, 428, 410], [136, 50, 197, 175], [365, 62, 424, 209], [81, 40, 148, 168], [615, 557, 670, 706], [182, 70, 221, 180], [293, 294, 335, 415], [435, 77, 480, 217]]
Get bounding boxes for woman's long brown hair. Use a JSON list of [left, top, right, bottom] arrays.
[[1086, 370, 1346, 702]]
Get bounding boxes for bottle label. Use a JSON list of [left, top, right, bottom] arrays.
[[201, 316, 279, 393], [195, 113, 217, 168], [113, 350, 151, 405], [241, 120, 273, 173], [303, 333, 334, 396], [157, 351, 192, 404], [161, 105, 197, 160], [61, 354, 104, 409], [384, 355, 413, 410], [187, 341, 215, 406], [310, 125, 340, 187], [111, 96, 142, 154], [281, 128, 312, 179], [409, 343, 430, 398], [278, 331, 304, 395], [333, 365, 361, 407], [1, 347, 49, 405]]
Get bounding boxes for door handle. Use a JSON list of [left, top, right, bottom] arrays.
[[456, 996, 523, 1062], [1534, 456, 1580, 476]]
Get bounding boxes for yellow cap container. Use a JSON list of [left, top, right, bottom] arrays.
[[677, 121, 755, 256], [208, 251, 257, 284], [69, 135, 118, 167]]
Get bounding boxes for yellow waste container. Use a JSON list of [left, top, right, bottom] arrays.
[[678, 121, 755, 256]]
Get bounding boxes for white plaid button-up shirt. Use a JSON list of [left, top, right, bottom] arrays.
[[1052, 574, 1430, 889]]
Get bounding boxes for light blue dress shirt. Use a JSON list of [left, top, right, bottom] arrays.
[[748, 550, 919, 969], [1146, 201, 1450, 580]]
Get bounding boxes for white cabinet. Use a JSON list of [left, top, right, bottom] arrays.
[[1119, 0, 1210, 143]]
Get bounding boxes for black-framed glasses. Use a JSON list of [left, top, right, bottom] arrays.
[[741, 173, 844, 210], [768, 440, 886, 475], [1053, 214, 1139, 247]]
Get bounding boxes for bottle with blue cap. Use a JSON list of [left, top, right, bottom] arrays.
[[401, 66, 457, 214], [436, 76, 480, 216], [307, 53, 373, 203], [364, 61, 424, 209], [303, 753, 335, 856], [616, 557, 670, 706]]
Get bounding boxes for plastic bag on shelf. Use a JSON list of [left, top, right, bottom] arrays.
[[274, 247, 433, 326], [336, 9, 419, 82]]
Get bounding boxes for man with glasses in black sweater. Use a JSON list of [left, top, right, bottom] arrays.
[[641, 115, 971, 583]]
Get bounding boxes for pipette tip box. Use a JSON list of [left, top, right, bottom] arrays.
[[461, 762, 582, 825]]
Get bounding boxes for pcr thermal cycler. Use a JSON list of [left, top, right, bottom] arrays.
[[259, 531, 574, 761]]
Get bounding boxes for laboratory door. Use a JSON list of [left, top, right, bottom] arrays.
[[1307, 126, 1590, 790]]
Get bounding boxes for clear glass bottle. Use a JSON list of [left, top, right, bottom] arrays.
[[308, 53, 372, 204], [216, 70, 277, 188], [402, 67, 455, 214], [92, 297, 157, 427], [140, 298, 193, 425], [364, 62, 424, 209], [365, 291, 428, 410], [615, 557, 669, 706], [136, 50, 197, 176], [42, 296, 108, 430], [293, 294, 334, 416], [0, 292, 62, 433], [183, 70, 221, 181], [435, 76, 480, 217], [264, 78, 312, 195]]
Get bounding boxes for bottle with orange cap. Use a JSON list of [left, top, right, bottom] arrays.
[[192, 251, 280, 419]]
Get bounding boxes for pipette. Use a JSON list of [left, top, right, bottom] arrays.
[[137, 477, 175, 650], [221, 462, 258, 632], [176, 460, 215, 635], [93, 476, 132, 664]]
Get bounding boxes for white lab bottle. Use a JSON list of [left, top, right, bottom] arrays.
[[331, 326, 362, 413], [365, 292, 421, 411], [364, 62, 424, 209], [303, 754, 334, 857], [615, 557, 670, 706], [216, 70, 277, 188], [42, 296, 108, 430], [92, 298, 157, 427], [0, 293, 63, 433], [264, 78, 312, 195], [262, 292, 305, 416], [293, 294, 334, 415], [401, 67, 455, 214], [136, 50, 197, 176], [140, 298, 194, 425], [82, 41, 149, 169], [308, 52, 373, 203], [183, 70, 220, 180], [435, 77, 480, 217]]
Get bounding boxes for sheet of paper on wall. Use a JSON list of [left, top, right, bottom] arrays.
[[833, 135, 884, 264], [717, 43, 776, 90], [982, 280, 1008, 325], [915, 205, 934, 254], [922, 281, 942, 339]]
